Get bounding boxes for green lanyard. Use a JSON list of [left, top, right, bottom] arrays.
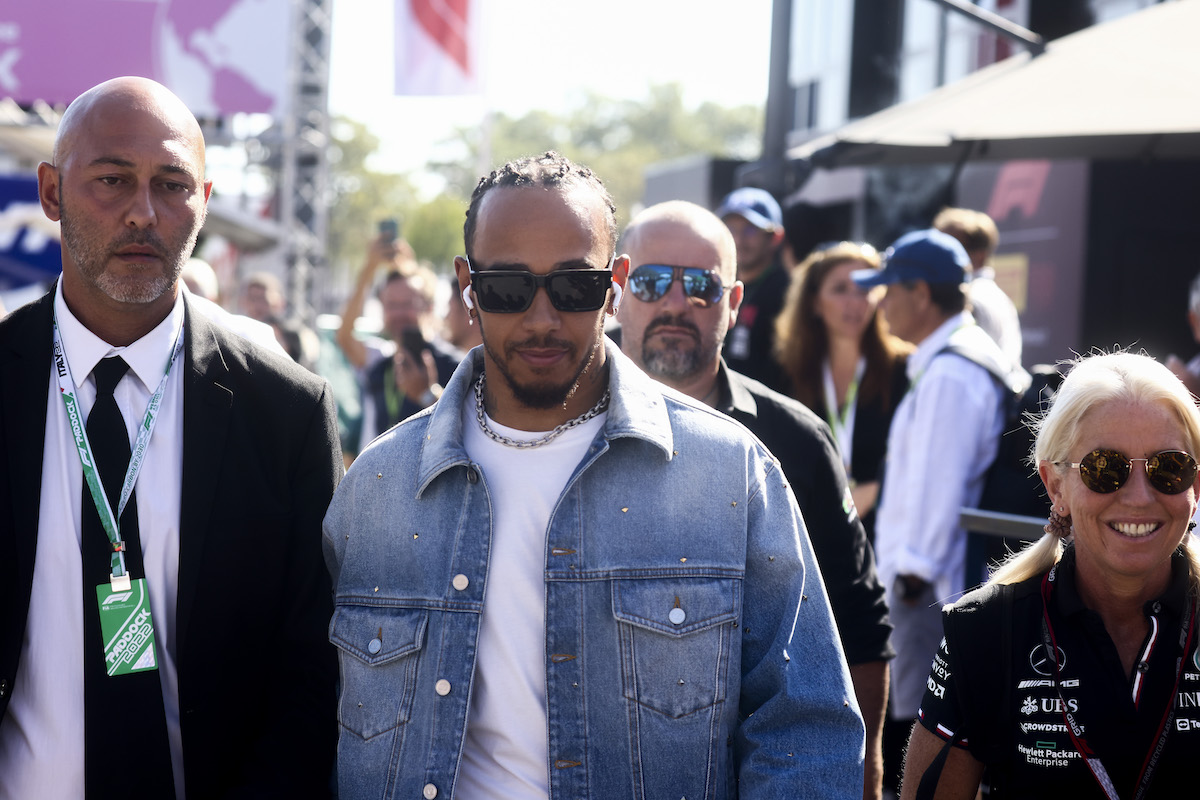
[[52, 310, 183, 588], [383, 359, 402, 421], [822, 357, 864, 474]]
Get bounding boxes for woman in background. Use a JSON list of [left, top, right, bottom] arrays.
[[775, 242, 911, 544]]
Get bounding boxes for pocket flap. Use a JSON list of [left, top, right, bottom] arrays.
[[612, 578, 739, 637], [330, 604, 428, 666]]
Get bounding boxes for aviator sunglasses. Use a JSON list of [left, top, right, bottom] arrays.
[[1054, 449, 1199, 495], [466, 255, 614, 313], [628, 264, 725, 308]]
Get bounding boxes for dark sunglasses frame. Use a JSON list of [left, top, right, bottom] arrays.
[[627, 264, 725, 308], [466, 255, 614, 313], [1055, 448, 1199, 495]]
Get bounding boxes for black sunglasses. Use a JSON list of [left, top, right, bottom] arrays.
[[1055, 448, 1199, 495], [628, 264, 725, 308], [467, 256, 613, 313]]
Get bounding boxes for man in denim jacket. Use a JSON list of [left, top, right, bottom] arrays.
[[323, 152, 865, 799]]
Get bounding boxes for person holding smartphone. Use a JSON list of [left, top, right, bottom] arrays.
[[337, 221, 464, 458]]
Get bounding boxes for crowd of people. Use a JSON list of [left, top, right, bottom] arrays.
[[2, 76, 1199, 800]]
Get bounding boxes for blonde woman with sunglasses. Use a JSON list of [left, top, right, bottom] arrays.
[[903, 351, 1200, 799]]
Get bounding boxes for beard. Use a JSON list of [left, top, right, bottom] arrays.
[[59, 194, 199, 305], [480, 315, 606, 411], [640, 313, 719, 381]]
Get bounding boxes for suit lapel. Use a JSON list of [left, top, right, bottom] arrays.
[[176, 298, 232, 653], [1, 292, 54, 592]]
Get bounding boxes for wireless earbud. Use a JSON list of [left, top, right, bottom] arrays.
[[610, 282, 623, 315], [461, 284, 475, 311]]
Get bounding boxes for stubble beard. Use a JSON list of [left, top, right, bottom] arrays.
[[59, 195, 199, 305], [640, 314, 717, 382], [480, 314, 607, 411]]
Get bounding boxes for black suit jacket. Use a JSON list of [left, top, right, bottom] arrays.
[[0, 290, 341, 798]]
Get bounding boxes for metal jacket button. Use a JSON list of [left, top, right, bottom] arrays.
[[452, 574, 469, 591], [423, 783, 438, 799], [367, 638, 382, 655], [435, 679, 452, 696], [466, 467, 479, 484], [669, 607, 686, 625]]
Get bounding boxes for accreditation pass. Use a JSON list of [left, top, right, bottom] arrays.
[[96, 578, 160, 676]]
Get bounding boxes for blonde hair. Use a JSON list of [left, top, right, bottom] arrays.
[[988, 351, 1200, 592]]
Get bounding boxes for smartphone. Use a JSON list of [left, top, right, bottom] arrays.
[[379, 218, 399, 243], [400, 327, 428, 361]]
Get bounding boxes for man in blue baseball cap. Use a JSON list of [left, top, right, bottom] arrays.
[[853, 229, 1025, 774], [716, 187, 790, 392]]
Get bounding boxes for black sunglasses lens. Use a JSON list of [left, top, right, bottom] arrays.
[[548, 271, 610, 311], [1147, 451, 1199, 494], [473, 270, 609, 313], [629, 266, 673, 303], [473, 273, 535, 312]]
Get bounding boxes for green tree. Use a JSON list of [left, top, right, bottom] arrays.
[[325, 84, 762, 281], [325, 117, 467, 279], [430, 82, 763, 227]]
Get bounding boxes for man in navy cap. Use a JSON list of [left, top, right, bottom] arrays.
[[717, 187, 790, 392], [852, 229, 1020, 773]]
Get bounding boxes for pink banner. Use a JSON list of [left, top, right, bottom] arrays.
[[0, 0, 291, 118]]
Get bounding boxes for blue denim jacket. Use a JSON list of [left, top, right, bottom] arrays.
[[323, 342, 865, 799]]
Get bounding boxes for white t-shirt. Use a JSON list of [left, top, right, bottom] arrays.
[[455, 388, 605, 800]]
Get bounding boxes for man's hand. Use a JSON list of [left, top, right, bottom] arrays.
[[338, 234, 417, 371], [364, 236, 414, 275], [895, 574, 929, 605], [393, 346, 440, 408]]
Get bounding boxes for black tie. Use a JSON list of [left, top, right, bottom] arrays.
[[81, 356, 176, 799]]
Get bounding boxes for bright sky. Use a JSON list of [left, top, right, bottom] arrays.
[[327, 0, 775, 180]]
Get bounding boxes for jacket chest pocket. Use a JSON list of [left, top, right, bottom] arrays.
[[612, 577, 740, 719], [330, 604, 427, 740]]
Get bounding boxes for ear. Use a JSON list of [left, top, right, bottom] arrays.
[[37, 162, 62, 222], [913, 280, 933, 311], [202, 179, 213, 203], [1039, 460, 1065, 513], [727, 280, 745, 329], [454, 255, 473, 309], [608, 254, 630, 316]]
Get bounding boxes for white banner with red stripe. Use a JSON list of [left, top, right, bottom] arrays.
[[394, 0, 479, 96]]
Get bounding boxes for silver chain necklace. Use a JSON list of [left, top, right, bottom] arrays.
[[474, 372, 610, 449]]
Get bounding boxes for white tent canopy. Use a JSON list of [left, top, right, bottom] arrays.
[[789, 0, 1200, 168]]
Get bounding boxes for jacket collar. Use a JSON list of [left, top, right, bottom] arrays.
[[715, 360, 758, 420], [415, 336, 676, 491], [1053, 543, 1192, 620], [907, 310, 972, 381]]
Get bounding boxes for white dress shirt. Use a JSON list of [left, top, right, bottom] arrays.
[[874, 312, 1007, 602], [0, 283, 186, 799]]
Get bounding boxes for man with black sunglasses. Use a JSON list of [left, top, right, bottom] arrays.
[[323, 152, 865, 799], [618, 200, 894, 800]]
